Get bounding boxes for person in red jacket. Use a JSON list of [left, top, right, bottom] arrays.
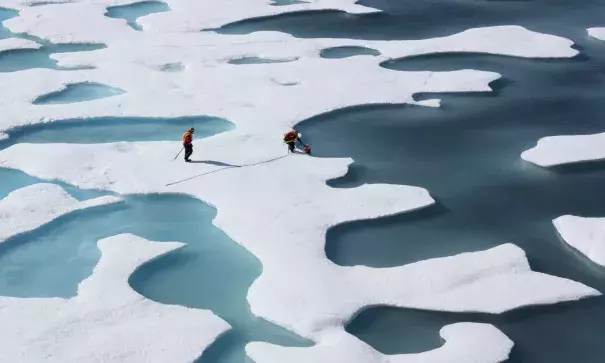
[[182, 128, 195, 162], [283, 129, 299, 153], [283, 129, 311, 154]]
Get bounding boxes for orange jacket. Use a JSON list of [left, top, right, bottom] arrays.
[[182, 131, 193, 145]]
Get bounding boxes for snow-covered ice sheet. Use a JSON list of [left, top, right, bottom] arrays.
[[521, 132, 605, 167], [0, 183, 122, 243], [247, 323, 513, 363], [554, 215, 605, 267], [0, 233, 229, 362], [0, 143, 599, 338], [0, 37, 40, 53]]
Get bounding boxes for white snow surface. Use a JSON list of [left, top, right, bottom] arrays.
[[0, 37, 40, 53], [0, 183, 122, 243], [0, 143, 599, 337], [248, 323, 513, 363], [521, 132, 605, 167], [588, 27, 605, 41], [0, 233, 230, 362], [554, 215, 605, 267]]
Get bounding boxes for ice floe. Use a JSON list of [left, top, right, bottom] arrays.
[[588, 27, 605, 41], [248, 323, 513, 363], [0, 233, 229, 362], [0, 37, 40, 53], [554, 215, 605, 267], [0, 183, 121, 243], [521, 132, 605, 167]]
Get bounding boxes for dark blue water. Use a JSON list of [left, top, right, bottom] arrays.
[[105, 1, 171, 31], [320, 46, 380, 59], [270, 0, 309, 6], [228, 56, 297, 64], [33, 82, 125, 104], [217, 0, 604, 42]]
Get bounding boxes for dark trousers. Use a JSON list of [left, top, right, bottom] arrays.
[[184, 143, 193, 160], [287, 142, 295, 152]]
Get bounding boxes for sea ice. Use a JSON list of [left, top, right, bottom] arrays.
[[0, 37, 40, 53], [0, 233, 229, 362], [554, 215, 605, 267], [588, 27, 605, 41], [0, 183, 121, 243], [247, 323, 513, 363], [521, 132, 605, 167]]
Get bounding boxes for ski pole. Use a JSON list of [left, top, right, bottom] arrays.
[[173, 146, 184, 160]]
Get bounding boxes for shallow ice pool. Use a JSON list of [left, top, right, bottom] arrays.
[[1, 116, 233, 147]]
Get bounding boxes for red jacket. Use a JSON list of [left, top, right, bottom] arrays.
[[284, 131, 298, 143]]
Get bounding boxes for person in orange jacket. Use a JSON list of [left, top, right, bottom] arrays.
[[182, 128, 195, 162]]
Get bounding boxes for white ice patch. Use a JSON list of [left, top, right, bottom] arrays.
[[588, 27, 605, 41], [0, 183, 122, 243], [554, 215, 605, 267], [0, 233, 230, 362], [521, 132, 605, 167], [247, 323, 513, 363], [0, 133, 7, 141], [376, 25, 578, 60], [0, 143, 599, 338], [0, 38, 41, 53]]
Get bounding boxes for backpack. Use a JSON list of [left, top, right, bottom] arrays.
[[284, 131, 297, 142]]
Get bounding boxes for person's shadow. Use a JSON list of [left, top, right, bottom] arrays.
[[188, 160, 240, 167]]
